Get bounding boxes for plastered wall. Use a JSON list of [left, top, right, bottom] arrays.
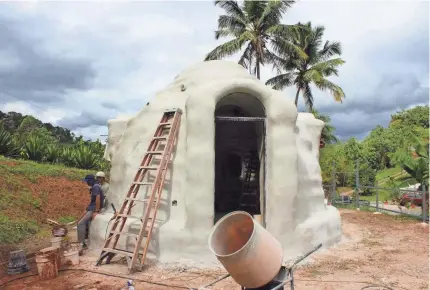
[[90, 60, 341, 264]]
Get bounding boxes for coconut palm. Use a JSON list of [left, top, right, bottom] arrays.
[[265, 22, 345, 111], [311, 109, 338, 145], [205, 0, 307, 79]]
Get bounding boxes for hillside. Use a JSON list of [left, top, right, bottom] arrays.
[[0, 156, 93, 260]]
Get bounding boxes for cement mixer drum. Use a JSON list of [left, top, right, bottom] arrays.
[[208, 211, 284, 288]]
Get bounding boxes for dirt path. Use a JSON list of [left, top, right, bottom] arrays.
[[1, 209, 428, 290]]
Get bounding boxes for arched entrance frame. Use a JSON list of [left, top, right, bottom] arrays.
[[214, 92, 267, 226]]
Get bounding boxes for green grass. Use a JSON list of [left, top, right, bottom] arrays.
[[0, 214, 39, 244], [0, 155, 93, 181], [334, 204, 424, 222], [58, 216, 77, 224], [376, 167, 403, 182]]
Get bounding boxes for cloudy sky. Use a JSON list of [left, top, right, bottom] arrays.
[[0, 0, 428, 141]]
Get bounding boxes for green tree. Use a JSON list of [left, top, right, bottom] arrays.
[[390, 105, 429, 129], [265, 22, 345, 110], [392, 137, 429, 188], [311, 109, 338, 145], [205, 0, 306, 79]]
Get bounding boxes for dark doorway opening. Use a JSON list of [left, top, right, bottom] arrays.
[[214, 93, 266, 225]]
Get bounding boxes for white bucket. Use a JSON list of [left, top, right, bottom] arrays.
[[51, 237, 64, 249], [63, 250, 80, 266]]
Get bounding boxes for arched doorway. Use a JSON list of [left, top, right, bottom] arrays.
[[214, 93, 266, 225]]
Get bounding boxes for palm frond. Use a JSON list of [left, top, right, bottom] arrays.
[[238, 43, 254, 69], [204, 37, 246, 61], [215, 29, 235, 39], [215, 1, 245, 20], [303, 69, 323, 83], [262, 49, 285, 74], [265, 72, 295, 90], [217, 15, 247, 31], [319, 41, 342, 60], [259, 0, 295, 28], [314, 78, 345, 103], [243, 0, 267, 22], [310, 58, 345, 76]]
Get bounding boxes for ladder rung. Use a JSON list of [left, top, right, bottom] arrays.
[[102, 248, 134, 257], [153, 136, 167, 140], [146, 151, 164, 155], [116, 213, 143, 220], [143, 198, 158, 204], [132, 182, 153, 185], [159, 122, 171, 125], [110, 231, 138, 237], [139, 166, 158, 170], [125, 197, 147, 202]]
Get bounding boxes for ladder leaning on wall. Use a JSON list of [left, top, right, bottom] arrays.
[[96, 108, 182, 273]]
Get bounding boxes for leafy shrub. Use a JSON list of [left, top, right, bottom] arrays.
[[45, 144, 61, 164], [22, 135, 46, 161], [61, 146, 76, 167], [0, 123, 19, 157], [73, 145, 100, 169]]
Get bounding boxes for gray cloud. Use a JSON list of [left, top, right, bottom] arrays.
[[56, 109, 113, 130], [320, 73, 429, 115], [0, 17, 96, 103]]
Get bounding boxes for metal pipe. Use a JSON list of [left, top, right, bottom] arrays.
[[215, 117, 266, 122]]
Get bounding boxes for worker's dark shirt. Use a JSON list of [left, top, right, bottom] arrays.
[[86, 183, 104, 212]]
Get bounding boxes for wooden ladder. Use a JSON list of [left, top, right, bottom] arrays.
[[96, 108, 182, 272]]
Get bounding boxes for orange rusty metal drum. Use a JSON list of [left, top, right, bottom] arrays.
[[208, 211, 283, 288]]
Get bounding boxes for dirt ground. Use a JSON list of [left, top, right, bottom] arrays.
[[1, 209, 428, 290]]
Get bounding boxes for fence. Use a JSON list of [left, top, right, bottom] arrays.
[[324, 160, 429, 223]]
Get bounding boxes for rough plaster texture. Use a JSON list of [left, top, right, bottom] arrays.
[[90, 60, 341, 265]]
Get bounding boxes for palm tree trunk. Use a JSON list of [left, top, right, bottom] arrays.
[[256, 61, 260, 79], [294, 87, 300, 107]]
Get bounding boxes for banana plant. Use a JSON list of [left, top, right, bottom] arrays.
[[393, 136, 429, 188]]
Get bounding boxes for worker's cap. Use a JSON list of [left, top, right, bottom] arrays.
[[81, 174, 95, 183], [95, 171, 106, 178]]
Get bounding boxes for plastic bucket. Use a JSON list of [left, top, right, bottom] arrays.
[[63, 250, 80, 266], [208, 211, 283, 288], [68, 228, 78, 243], [36, 248, 58, 280], [51, 236, 64, 249]]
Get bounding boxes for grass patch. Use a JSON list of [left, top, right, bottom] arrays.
[[376, 167, 403, 181], [0, 155, 93, 181], [0, 215, 39, 244], [58, 216, 77, 224]]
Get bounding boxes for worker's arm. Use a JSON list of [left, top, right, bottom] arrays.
[[92, 185, 105, 219]]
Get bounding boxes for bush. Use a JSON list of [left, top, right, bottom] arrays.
[[0, 123, 19, 157], [73, 145, 100, 169], [22, 135, 46, 161], [45, 144, 61, 164]]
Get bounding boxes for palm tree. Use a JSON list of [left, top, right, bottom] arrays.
[[311, 109, 338, 145], [265, 22, 345, 111], [205, 0, 307, 79]]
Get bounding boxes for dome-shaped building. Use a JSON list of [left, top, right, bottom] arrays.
[[91, 60, 341, 265]]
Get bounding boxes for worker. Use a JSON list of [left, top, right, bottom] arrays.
[[77, 174, 105, 250], [95, 171, 110, 211]]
